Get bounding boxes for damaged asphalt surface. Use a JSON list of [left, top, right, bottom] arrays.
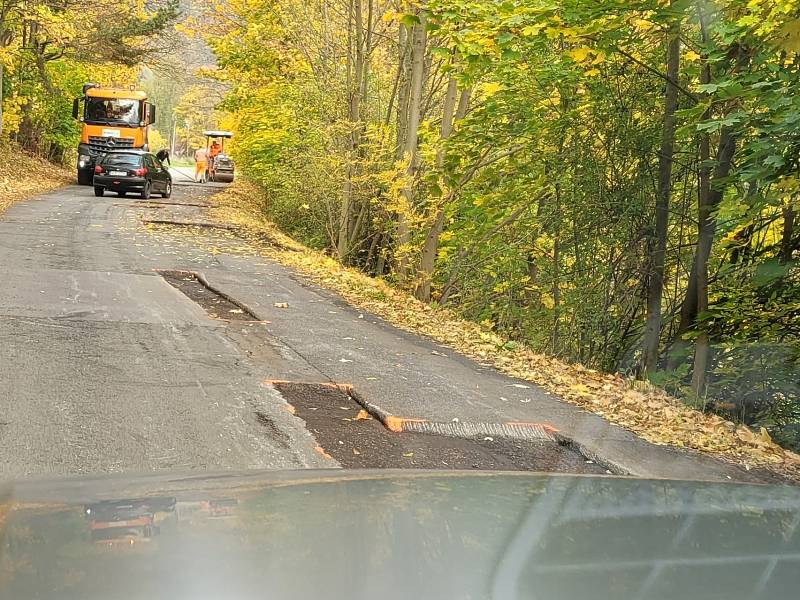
[[0, 180, 329, 477], [0, 176, 780, 482]]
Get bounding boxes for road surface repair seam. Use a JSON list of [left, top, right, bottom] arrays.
[[266, 379, 564, 443]]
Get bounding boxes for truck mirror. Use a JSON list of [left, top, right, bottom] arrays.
[[72, 98, 80, 120], [149, 104, 157, 125]]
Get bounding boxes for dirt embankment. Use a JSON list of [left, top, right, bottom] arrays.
[[0, 145, 71, 214]]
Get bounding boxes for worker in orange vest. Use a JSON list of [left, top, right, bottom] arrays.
[[207, 141, 222, 181], [194, 147, 208, 183]]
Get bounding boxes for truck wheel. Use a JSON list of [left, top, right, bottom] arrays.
[[94, 186, 104, 197], [77, 169, 93, 186]]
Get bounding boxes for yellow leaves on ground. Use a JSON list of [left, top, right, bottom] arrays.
[[198, 181, 800, 481], [355, 409, 371, 421], [0, 145, 71, 215]]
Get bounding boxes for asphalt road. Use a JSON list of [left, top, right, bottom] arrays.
[[0, 176, 779, 483], [0, 178, 597, 479], [0, 180, 329, 477]]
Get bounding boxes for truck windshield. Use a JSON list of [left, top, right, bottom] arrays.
[[85, 98, 141, 126]]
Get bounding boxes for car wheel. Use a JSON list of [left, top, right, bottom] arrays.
[[78, 169, 93, 186], [141, 182, 151, 200], [94, 186, 104, 197], [118, 191, 126, 197], [161, 181, 172, 199]]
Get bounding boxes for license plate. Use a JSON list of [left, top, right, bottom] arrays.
[[108, 170, 127, 176]]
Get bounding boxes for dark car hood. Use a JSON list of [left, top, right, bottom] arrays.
[[1, 470, 798, 599]]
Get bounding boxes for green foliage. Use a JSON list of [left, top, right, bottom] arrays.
[[201, 0, 800, 449], [1, 0, 179, 158]]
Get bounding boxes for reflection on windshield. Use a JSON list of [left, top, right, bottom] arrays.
[[82, 496, 239, 549], [85, 98, 141, 125], [1, 476, 798, 599]]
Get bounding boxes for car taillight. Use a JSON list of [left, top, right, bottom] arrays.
[[133, 168, 148, 176], [94, 165, 103, 174]]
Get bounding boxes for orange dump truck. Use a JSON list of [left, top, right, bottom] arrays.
[[72, 84, 157, 185]]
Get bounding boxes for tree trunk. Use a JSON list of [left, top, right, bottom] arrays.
[[337, 0, 365, 260], [552, 180, 562, 355], [362, 0, 372, 103], [691, 125, 736, 395], [34, 46, 55, 96], [0, 59, 4, 138], [690, 93, 712, 398], [415, 77, 460, 302], [689, 5, 750, 395], [394, 23, 411, 155], [641, 10, 681, 375], [456, 87, 471, 120], [395, 14, 426, 283], [0, 11, 10, 137], [366, 231, 383, 271], [668, 253, 698, 368], [170, 116, 177, 156], [781, 203, 795, 263]]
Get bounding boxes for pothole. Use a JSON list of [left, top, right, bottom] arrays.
[[272, 382, 609, 474], [159, 270, 262, 322]]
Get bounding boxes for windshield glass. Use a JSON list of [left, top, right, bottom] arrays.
[[85, 98, 141, 125], [100, 153, 142, 167]]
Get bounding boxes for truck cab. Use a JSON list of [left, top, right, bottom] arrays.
[[72, 84, 156, 185]]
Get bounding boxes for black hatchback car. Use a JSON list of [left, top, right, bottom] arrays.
[[93, 150, 172, 199]]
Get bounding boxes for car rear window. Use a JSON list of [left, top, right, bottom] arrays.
[[101, 154, 142, 167]]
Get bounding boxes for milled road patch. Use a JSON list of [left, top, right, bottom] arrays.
[[273, 382, 608, 473], [159, 270, 262, 322], [143, 218, 237, 231]]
